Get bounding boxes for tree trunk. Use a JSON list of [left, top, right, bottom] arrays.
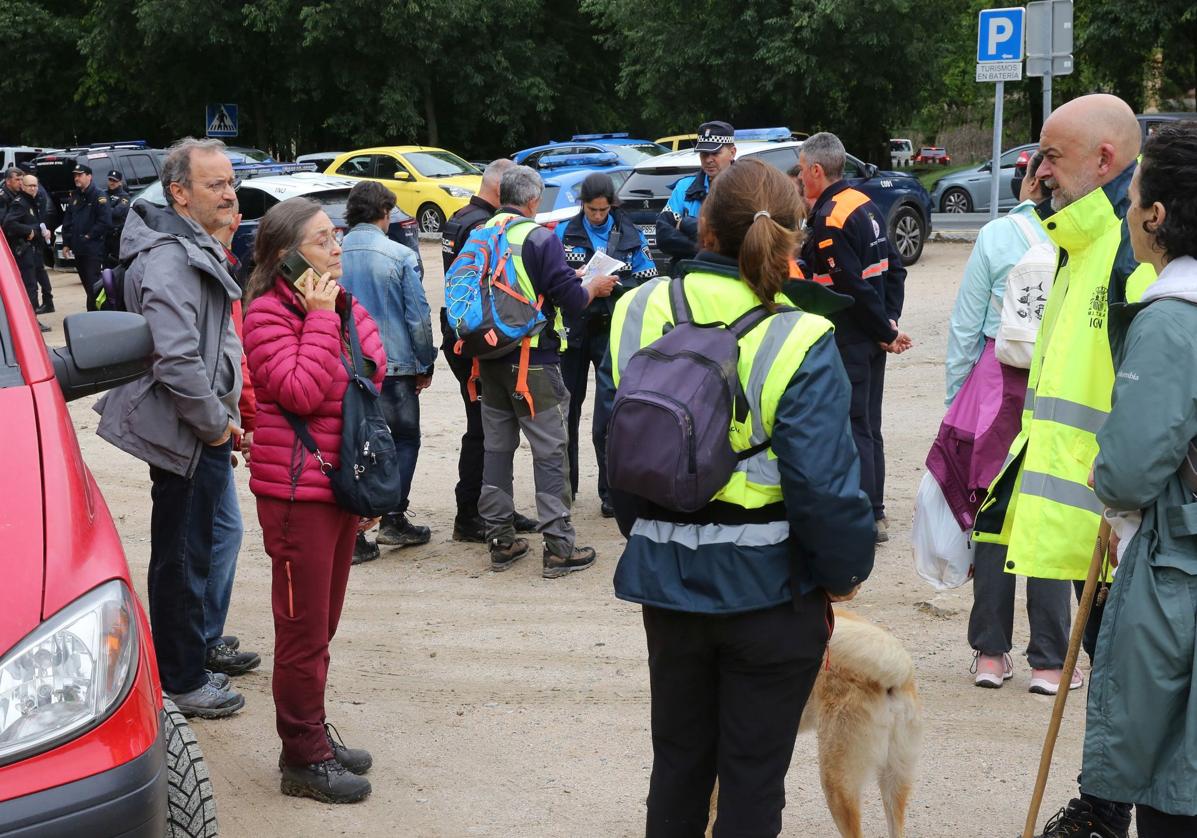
[[422, 78, 438, 147]]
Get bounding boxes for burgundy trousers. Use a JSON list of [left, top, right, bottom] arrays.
[[256, 496, 358, 765]]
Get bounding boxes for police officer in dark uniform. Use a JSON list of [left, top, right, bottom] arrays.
[[439, 157, 536, 542], [104, 169, 132, 267], [61, 163, 113, 312], [797, 132, 910, 544], [655, 120, 736, 270], [2, 173, 51, 331]]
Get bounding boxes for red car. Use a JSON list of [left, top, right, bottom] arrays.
[[0, 241, 215, 836], [914, 146, 952, 166]]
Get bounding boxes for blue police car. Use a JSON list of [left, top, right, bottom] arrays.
[[513, 133, 668, 172], [619, 129, 934, 266], [536, 153, 633, 213]]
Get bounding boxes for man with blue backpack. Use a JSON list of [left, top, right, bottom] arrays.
[[445, 165, 617, 578]]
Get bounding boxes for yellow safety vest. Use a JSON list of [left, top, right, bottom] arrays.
[[974, 170, 1157, 580], [609, 267, 832, 509], [484, 212, 567, 352]]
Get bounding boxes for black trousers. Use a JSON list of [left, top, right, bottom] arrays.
[[441, 308, 485, 518], [1137, 805, 1197, 836], [642, 593, 830, 838], [75, 252, 103, 312], [559, 321, 612, 503], [838, 340, 886, 520], [12, 245, 39, 305]]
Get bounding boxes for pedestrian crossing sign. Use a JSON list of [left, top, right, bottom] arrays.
[[205, 104, 239, 138]]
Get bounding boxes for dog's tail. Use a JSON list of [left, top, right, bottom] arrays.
[[828, 610, 914, 691]]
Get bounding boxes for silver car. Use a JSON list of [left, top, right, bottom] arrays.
[[930, 143, 1037, 213]]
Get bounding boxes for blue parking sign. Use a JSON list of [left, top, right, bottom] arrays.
[[977, 7, 1025, 62]]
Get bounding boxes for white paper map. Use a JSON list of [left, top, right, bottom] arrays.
[[581, 251, 627, 286]]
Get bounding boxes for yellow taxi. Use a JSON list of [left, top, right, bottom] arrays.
[[324, 146, 482, 233]]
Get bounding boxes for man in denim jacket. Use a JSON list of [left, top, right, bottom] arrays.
[[339, 181, 435, 561]]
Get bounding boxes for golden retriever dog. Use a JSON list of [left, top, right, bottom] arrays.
[[708, 609, 922, 837]]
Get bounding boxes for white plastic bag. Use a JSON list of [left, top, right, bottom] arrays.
[[912, 472, 974, 590]]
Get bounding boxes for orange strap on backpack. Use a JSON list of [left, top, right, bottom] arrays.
[[514, 337, 535, 418]]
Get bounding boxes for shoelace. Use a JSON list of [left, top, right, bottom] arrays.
[[324, 721, 347, 751]]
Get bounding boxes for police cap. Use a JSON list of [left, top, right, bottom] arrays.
[[107, 169, 123, 182], [73, 163, 93, 175], [695, 121, 735, 152]]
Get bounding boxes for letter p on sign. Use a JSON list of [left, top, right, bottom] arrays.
[[977, 7, 1025, 63]]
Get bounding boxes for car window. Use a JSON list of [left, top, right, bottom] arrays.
[[124, 154, 159, 186], [608, 144, 667, 166], [610, 170, 631, 191], [404, 150, 477, 178], [541, 184, 562, 209], [235, 186, 275, 220], [620, 169, 696, 200], [336, 155, 373, 177], [999, 147, 1029, 167], [528, 147, 573, 168], [749, 147, 800, 172], [843, 156, 864, 178], [375, 155, 409, 180]]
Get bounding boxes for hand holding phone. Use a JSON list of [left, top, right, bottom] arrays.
[[300, 271, 338, 312]]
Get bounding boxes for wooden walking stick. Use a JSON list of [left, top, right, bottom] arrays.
[[1021, 519, 1111, 838]]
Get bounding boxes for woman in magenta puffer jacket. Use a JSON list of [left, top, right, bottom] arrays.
[[242, 197, 385, 805]]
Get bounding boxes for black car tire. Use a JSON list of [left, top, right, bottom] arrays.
[[941, 187, 972, 214], [889, 204, 926, 266], [164, 698, 218, 837], [418, 203, 446, 234]]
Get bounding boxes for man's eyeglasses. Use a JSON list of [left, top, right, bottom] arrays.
[[199, 177, 242, 195]]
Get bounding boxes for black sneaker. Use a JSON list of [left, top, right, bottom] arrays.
[[600, 500, 615, 518], [35, 301, 54, 315], [352, 532, 380, 565], [543, 544, 596, 579], [452, 514, 487, 543], [206, 642, 261, 676], [513, 511, 539, 533], [376, 513, 431, 547], [490, 537, 529, 572], [1037, 799, 1128, 838], [280, 758, 371, 804]]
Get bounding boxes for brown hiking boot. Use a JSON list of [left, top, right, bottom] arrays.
[[489, 537, 529, 572], [542, 544, 596, 579]]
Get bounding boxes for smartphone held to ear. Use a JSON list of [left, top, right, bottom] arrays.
[[279, 249, 318, 291]]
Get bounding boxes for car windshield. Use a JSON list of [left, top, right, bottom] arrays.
[[608, 144, 667, 165], [134, 180, 167, 206], [541, 184, 562, 209], [405, 151, 479, 178], [620, 169, 696, 199]]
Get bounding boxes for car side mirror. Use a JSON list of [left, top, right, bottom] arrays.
[[980, 162, 992, 173], [863, 164, 878, 180], [50, 311, 153, 402], [393, 171, 412, 181]]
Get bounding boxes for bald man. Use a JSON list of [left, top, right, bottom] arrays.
[[975, 94, 1155, 838]]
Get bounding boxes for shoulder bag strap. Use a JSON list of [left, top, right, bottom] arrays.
[[340, 291, 367, 378]]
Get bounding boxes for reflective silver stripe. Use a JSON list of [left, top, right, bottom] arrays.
[[745, 312, 803, 444], [1025, 387, 1036, 410], [1032, 396, 1108, 435], [1020, 471, 1104, 516], [734, 448, 780, 485], [630, 518, 790, 549], [616, 277, 668, 373]]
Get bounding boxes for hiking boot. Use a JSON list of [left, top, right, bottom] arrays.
[[970, 651, 1013, 688], [543, 544, 596, 579], [277, 723, 373, 775], [352, 532, 380, 565], [1030, 667, 1084, 695], [875, 517, 889, 543], [513, 511, 539, 533], [221, 635, 240, 651], [38, 320, 50, 333], [206, 641, 261, 676], [280, 758, 371, 804], [166, 680, 245, 720], [600, 500, 615, 518], [452, 514, 487, 543], [376, 513, 431, 547], [1036, 798, 1128, 838], [489, 537, 529, 572], [35, 300, 54, 315]]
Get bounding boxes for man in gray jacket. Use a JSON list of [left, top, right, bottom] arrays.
[[96, 137, 245, 719]]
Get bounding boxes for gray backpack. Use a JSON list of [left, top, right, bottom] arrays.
[[608, 277, 782, 512]]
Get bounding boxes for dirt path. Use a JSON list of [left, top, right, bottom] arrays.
[[52, 239, 1101, 836]]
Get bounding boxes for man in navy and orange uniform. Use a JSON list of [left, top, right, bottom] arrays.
[[797, 132, 910, 543]]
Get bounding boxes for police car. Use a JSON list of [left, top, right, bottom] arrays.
[[513, 133, 668, 172], [128, 170, 423, 273], [619, 129, 934, 266], [537, 153, 633, 213]]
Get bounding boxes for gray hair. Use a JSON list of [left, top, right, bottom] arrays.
[[801, 132, 846, 180], [499, 165, 543, 208], [481, 158, 516, 192], [4, 167, 23, 183], [162, 136, 227, 206]]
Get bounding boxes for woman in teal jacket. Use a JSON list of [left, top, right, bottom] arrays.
[[1046, 121, 1197, 837]]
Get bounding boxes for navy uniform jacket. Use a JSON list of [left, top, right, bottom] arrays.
[[800, 179, 906, 346], [105, 185, 132, 262], [62, 181, 113, 259], [2, 191, 39, 256], [654, 172, 710, 264]]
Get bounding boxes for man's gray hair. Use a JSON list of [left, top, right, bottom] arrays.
[[161, 136, 227, 206], [500, 165, 543, 208], [481, 158, 516, 192], [802, 132, 846, 180], [4, 167, 23, 183]]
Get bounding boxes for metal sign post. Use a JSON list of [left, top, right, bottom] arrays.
[[977, 8, 1026, 220], [1026, 0, 1074, 123]]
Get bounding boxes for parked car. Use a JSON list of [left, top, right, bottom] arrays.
[[325, 146, 482, 233], [513, 133, 667, 170], [32, 142, 168, 207], [0, 239, 215, 836], [131, 169, 423, 274], [1, 146, 58, 172], [913, 146, 951, 166], [1137, 112, 1197, 141], [930, 142, 1037, 214], [537, 156, 633, 215], [889, 138, 914, 168], [619, 135, 934, 267], [296, 151, 343, 172], [655, 127, 809, 153]]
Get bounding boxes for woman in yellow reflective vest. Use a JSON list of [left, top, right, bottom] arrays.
[[606, 159, 876, 837]]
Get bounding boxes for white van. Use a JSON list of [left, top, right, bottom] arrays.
[[889, 139, 913, 168], [0, 146, 57, 172]]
